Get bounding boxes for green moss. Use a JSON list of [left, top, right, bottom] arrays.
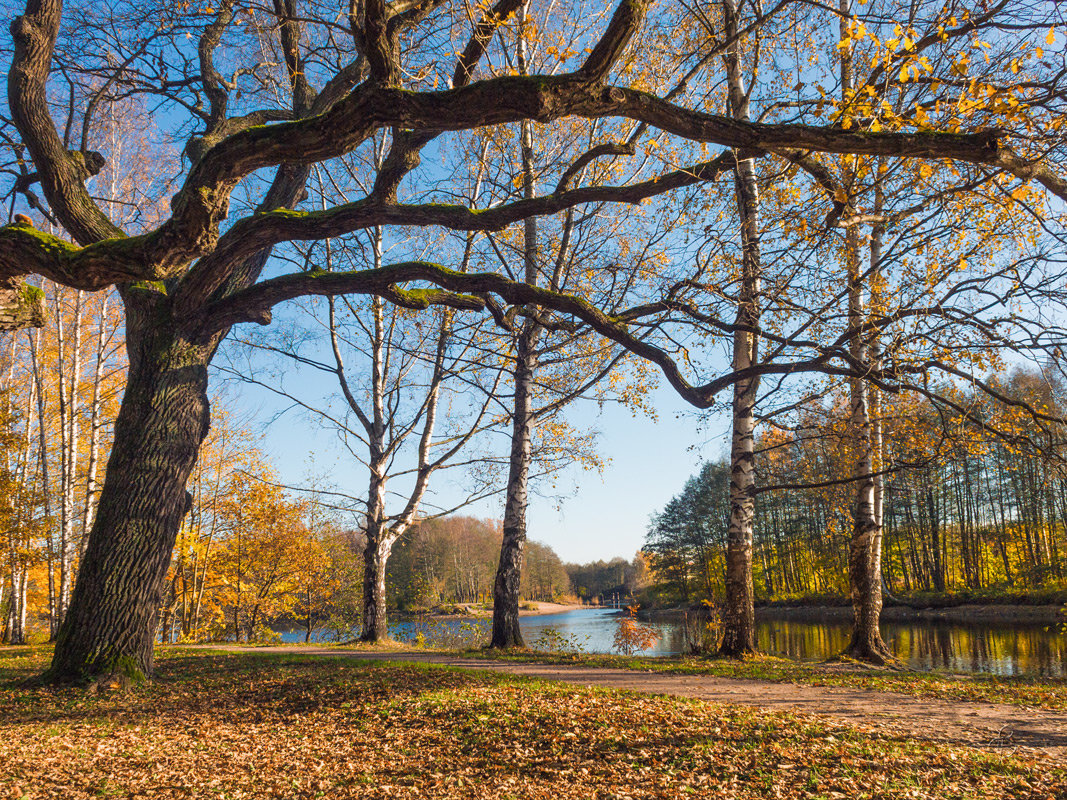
[[128, 280, 167, 295], [263, 207, 308, 219], [107, 654, 146, 685], [3, 223, 80, 256], [19, 283, 44, 304], [393, 287, 481, 308]]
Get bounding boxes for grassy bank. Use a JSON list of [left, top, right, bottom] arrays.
[[1, 647, 1064, 799], [466, 649, 1067, 711]]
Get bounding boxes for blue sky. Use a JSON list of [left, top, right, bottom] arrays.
[[224, 353, 730, 564], [521, 388, 730, 563]]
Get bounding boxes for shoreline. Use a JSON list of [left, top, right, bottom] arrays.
[[405, 600, 595, 621], [758, 603, 1063, 625]]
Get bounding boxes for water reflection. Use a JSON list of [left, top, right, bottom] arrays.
[[281, 607, 1067, 677], [754, 618, 1067, 676]]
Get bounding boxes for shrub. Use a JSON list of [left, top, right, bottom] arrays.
[[613, 605, 660, 656]]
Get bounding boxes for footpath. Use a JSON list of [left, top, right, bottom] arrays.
[[193, 645, 1067, 759]]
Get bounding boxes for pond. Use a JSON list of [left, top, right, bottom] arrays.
[[281, 607, 1067, 677]]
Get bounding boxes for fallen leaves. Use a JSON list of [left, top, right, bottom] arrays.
[[0, 648, 1063, 799]]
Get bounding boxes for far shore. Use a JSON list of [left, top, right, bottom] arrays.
[[645, 602, 1063, 626], [415, 600, 599, 620]]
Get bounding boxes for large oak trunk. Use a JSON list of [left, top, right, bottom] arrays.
[[47, 290, 210, 684]]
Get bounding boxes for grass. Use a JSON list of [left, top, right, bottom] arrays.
[[1, 646, 1064, 799], [461, 648, 1067, 711]]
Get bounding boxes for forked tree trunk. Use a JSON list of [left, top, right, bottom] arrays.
[[839, 0, 892, 665], [844, 369, 892, 663], [358, 286, 393, 644], [48, 289, 210, 684]]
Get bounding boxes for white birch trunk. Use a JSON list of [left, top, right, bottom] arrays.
[[719, 0, 761, 657]]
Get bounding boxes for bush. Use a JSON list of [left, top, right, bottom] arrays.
[[613, 605, 660, 655], [530, 627, 589, 654], [395, 618, 491, 649], [681, 600, 721, 655]]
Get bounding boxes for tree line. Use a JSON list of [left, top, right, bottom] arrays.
[[646, 369, 1067, 607]]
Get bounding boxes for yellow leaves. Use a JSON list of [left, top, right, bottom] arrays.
[[1047, 27, 1057, 46], [1010, 185, 1032, 203]]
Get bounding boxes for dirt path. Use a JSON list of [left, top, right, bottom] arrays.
[[193, 645, 1067, 759]]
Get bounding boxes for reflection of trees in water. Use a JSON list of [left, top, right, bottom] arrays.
[[685, 618, 1067, 675], [756, 621, 851, 661], [753, 620, 1067, 677]]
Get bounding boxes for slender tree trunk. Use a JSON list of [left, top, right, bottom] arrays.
[[55, 290, 83, 623], [81, 293, 109, 551], [837, 0, 892, 665], [490, 14, 540, 649], [47, 290, 211, 684], [844, 359, 892, 662], [27, 322, 56, 636], [491, 320, 536, 648], [841, 214, 891, 663], [719, 0, 760, 657]]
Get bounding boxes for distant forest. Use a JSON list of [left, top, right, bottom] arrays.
[[645, 369, 1067, 604], [388, 516, 647, 611]]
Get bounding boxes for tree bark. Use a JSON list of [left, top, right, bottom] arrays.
[[0, 278, 45, 330], [360, 504, 396, 641], [490, 320, 536, 649], [490, 12, 541, 650], [718, 0, 760, 658], [836, 0, 893, 666], [47, 288, 210, 684]]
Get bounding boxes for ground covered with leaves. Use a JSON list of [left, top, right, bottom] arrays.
[[468, 648, 1067, 711], [1, 647, 1063, 799]]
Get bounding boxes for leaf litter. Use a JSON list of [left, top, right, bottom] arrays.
[[0, 648, 1063, 799]]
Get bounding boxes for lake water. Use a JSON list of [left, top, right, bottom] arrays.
[[281, 607, 1067, 677]]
